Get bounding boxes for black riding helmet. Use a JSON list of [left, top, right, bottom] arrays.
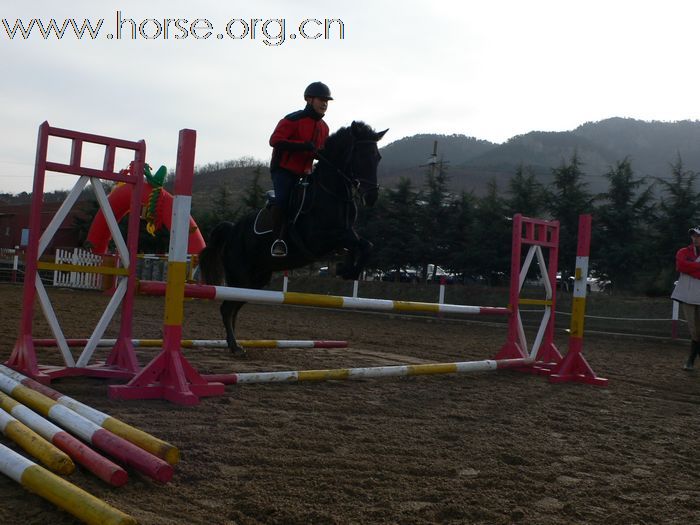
[[304, 81, 333, 100]]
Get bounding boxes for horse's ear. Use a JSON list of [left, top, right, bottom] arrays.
[[376, 128, 389, 141]]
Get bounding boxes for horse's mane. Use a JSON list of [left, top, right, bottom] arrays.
[[322, 121, 376, 158]]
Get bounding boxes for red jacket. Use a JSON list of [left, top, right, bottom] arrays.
[[269, 105, 329, 175], [676, 245, 700, 278]]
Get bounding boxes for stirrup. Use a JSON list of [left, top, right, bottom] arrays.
[[271, 239, 288, 257]]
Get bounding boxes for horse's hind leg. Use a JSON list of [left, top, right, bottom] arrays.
[[220, 300, 247, 356]]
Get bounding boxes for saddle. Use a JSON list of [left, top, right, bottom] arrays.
[[252, 179, 311, 236]]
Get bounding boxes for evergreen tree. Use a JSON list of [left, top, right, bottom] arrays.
[[653, 155, 700, 291], [470, 180, 511, 285], [547, 152, 594, 275], [505, 163, 547, 218], [444, 191, 477, 280], [594, 158, 655, 290], [371, 178, 421, 275], [241, 167, 267, 211], [417, 161, 452, 279], [195, 185, 241, 241]]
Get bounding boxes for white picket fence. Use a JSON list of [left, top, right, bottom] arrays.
[[52, 248, 103, 290]]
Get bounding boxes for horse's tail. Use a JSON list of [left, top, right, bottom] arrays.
[[198, 221, 235, 285]]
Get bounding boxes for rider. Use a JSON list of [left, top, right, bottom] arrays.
[[268, 81, 332, 257]]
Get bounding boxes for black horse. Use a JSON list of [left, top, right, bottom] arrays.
[[198, 121, 388, 355]]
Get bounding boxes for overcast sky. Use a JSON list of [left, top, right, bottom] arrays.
[[2, 0, 699, 194]]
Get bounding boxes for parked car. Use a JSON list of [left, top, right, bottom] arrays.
[[556, 272, 612, 293], [381, 270, 419, 283]]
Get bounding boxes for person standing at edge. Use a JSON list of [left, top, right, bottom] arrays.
[[268, 81, 332, 257], [671, 225, 700, 370]]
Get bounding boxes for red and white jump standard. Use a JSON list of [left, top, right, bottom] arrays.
[[109, 129, 225, 405], [6, 122, 146, 383], [549, 214, 608, 385]]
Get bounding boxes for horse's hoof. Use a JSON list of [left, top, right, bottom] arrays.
[[230, 346, 248, 358]]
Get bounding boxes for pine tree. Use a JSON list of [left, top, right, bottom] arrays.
[[241, 167, 267, 211], [506, 163, 546, 218], [371, 178, 421, 276], [653, 155, 700, 292], [594, 158, 655, 290], [444, 191, 476, 281], [547, 152, 594, 275], [471, 180, 511, 285], [417, 161, 452, 279]]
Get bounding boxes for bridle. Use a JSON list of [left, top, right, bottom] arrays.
[[314, 138, 380, 199]]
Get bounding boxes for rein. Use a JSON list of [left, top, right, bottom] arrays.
[[314, 139, 379, 202]]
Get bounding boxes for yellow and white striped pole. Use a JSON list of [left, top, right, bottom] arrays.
[[0, 364, 179, 465], [0, 443, 136, 525], [0, 406, 74, 475], [203, 357, 534, 385]]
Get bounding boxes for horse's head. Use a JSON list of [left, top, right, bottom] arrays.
[[320, 121, 388, 207], [349, 121, 388, 206]]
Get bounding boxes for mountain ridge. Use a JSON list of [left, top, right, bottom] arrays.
[[377, 117, 700, 194]]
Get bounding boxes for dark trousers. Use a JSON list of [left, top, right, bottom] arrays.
[[270, 168, 298, 211]]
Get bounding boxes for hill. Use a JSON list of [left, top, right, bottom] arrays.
[[377, 117, 700, 195]]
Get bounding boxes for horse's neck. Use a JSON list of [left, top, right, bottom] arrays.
[[309, 163, 352, 226]]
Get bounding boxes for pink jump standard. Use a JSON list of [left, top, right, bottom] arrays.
[[7, 122, 145, 383], [550, 214, 608, 386], [495, 214, 563, 370], [109, 130, 225, 405]]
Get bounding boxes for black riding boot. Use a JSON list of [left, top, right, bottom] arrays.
[[270, 205, 287, 257], [683, 340, 700, 371]]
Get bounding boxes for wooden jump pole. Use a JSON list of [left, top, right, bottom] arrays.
[[203, 357, 534, 385], [138, 280, 510, 317], [0, 364, 180, 465], [0, 443, 136, 525], [0, 372, 173, 483], [30, 338, 349, 350], [0, 390, 127, 486], [0, 406, 75, 475]]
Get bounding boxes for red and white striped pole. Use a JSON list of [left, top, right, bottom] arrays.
[[0, 369, 173, 483], [0, 390, 127, 486], [0, 364, 179, 465], [109, 129, 225, 405], [550, 214, 608, 386]]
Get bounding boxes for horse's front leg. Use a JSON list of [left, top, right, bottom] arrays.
[[220, 300, 247, 357], [338, 230, 373, 280]]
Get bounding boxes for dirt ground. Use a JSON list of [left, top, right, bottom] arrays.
[[0, 282, 699, 525]]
